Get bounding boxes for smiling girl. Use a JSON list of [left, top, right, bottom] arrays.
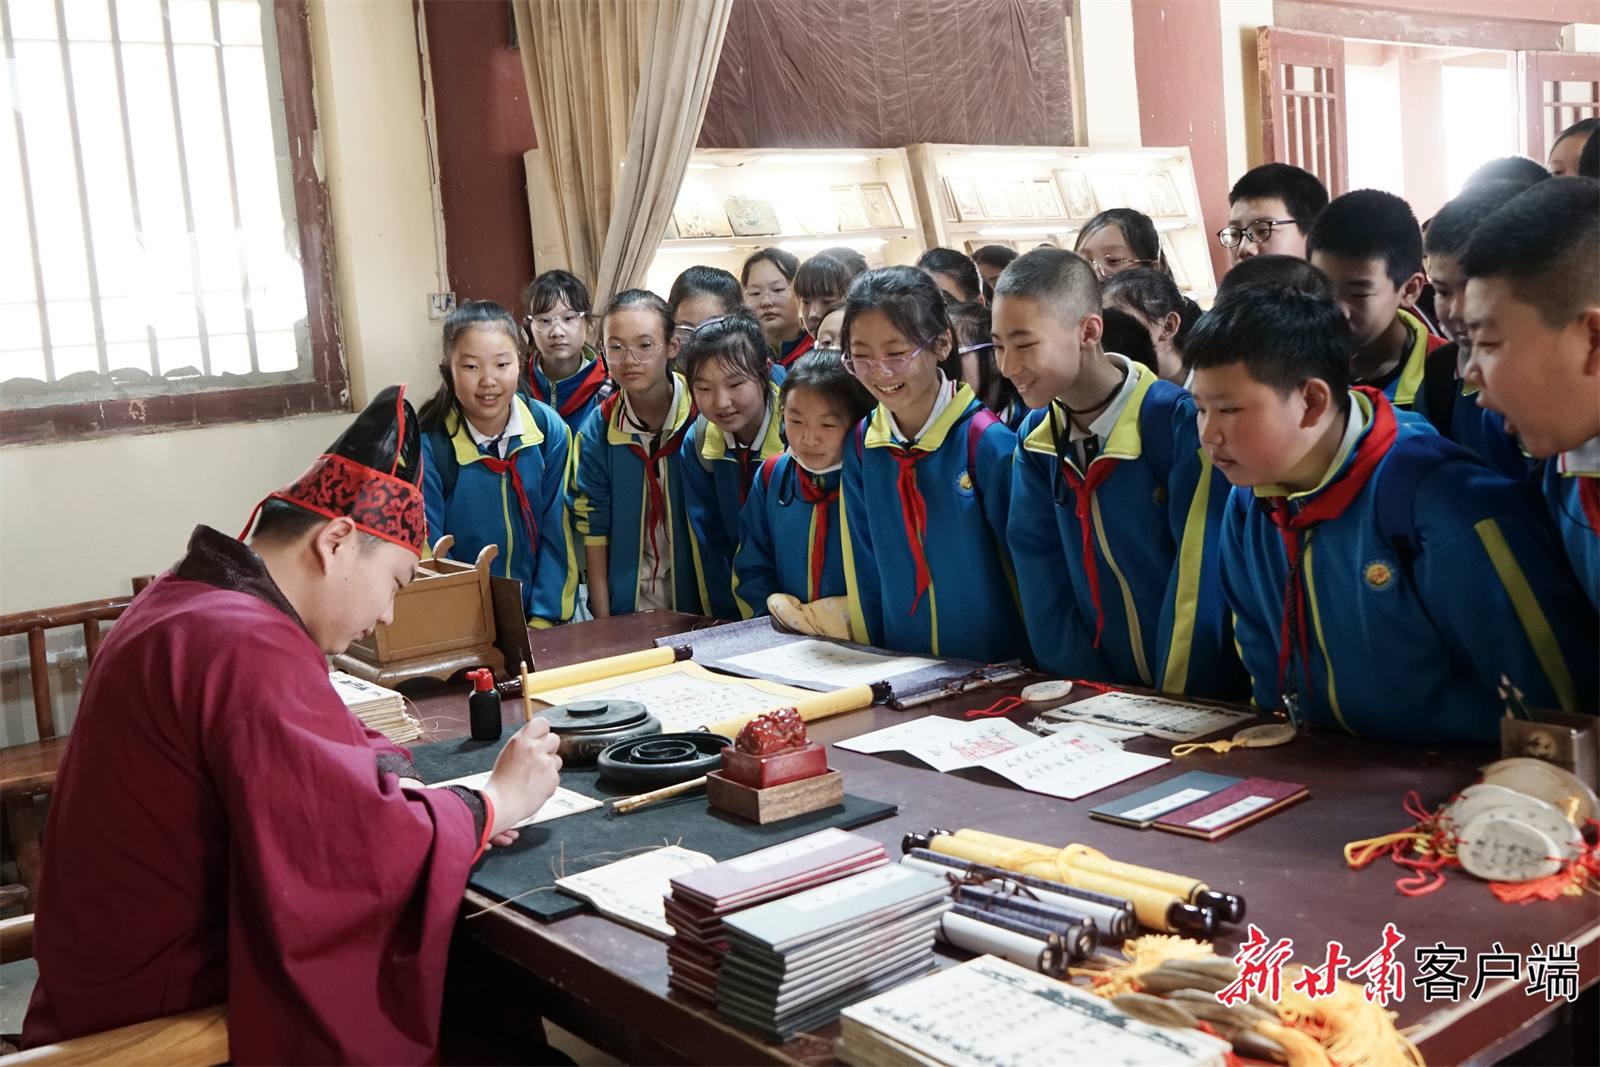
[[677, 310, 786, 619], [839, 267, 1028, 661], [570, 289, 702, 618], [733, 349, 876, 619], [418, 300, 578, 626]]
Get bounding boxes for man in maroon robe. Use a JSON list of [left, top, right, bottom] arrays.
[[23, 386, 562, 1063]]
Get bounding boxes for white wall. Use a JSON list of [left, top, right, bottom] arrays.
[[1077, 0, 1143, 147], [1219, 0, 1274, 183], [0, 0, 443, 614]]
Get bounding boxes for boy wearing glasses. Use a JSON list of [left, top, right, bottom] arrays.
[[521, 270, 610, 434], [1220, 163, 1328, 264], [997, 248, 1242, 696], [1307, 189, 1446, 412]]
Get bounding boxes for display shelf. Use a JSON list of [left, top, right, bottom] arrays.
[[643, 148, 927, 298], [905, 144, 1217, 302]]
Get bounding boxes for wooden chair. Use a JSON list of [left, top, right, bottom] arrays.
[[0, 914, 228, 1065], [0, 580, 149, 904]]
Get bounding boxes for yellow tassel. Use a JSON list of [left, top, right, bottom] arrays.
[[1275, 966, 1423, 1067], [1075, 935, 1216, 997], [1258, 1020, 1334, 1067]]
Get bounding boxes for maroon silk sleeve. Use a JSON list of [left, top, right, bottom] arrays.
[[204, 625, 479, 1063]]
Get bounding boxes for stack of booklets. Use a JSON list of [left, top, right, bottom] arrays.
[[837, 955, 1232, 1066], [714, 864, 951, 1041], [665, 829, 888, 1002], [1090, 771, 1308, 840], [329, 670, 422, 744]]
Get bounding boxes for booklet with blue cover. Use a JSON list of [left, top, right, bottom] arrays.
[[1088, 771, 1243, 829]]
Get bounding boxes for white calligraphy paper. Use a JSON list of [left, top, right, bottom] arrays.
[[977, 724, 1167, 800], [836, 717, 1041, 772], [1050, 691, 1256, 741], [544, 672, 794, 733], [428, 773, 602, 827], [721, 639, 940, 688]]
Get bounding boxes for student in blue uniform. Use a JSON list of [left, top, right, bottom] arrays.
[[570, 290, 702, 618], [1462, 176, 1600, 609], [794, 253, 860, 340], [1307, 190, 1446, 411], [418, 301, 578, 627], [996, 248, 1241, 698], [669, 265, 743, 334], [1415, 180, 1538, 478], [947, 301, 1025, 430], [521, 270, 610, 435], [839, 266, 1028, 663], [1188, 284, 1596, 743], [743, 249, 813, 369], [734, 350, 877, 618], [678, 310, 786, 619]]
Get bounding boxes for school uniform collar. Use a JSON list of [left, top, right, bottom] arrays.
[[888, 374, 958, 446], [1557, 436, 1600, 477], [607, 373, 692, 446], [448, 396, 543, 466], [536, 346, 599, 390], [465, 399, 525, 458], [1253, 389, 1373, 501], [701, 381, 783, 460], [1021, 355, 1157, 460], [1386, 307, 1430, 408]]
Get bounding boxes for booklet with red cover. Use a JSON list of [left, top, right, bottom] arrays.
[[1153, 777, 1308, 840]]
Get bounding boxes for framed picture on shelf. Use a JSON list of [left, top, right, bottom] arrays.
[[1088, 171, 1125, 211], [673, 181, 734, 238], [1030, 178, 1065, 219], [831, 185, 869, 231], [945, 176, 985, 222], [1160, 234, 1190, 290], [1145, 172, 1184, 217], [978, 181, 1010, 220], [1119, 173, 1152, 214], [1054, 169, 1097, 219], [858, 183, 902, 229], [1004, 181, 1035, 219], [724, 196, 781, 237]]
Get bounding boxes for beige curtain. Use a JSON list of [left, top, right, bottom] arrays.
[[514, 0, 732, 303]]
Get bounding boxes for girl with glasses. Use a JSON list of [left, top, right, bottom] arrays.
[[742, 248, 812, 370], [946, 300, 1025, 429], [570, 290, 702, 618], [733, 349, 876, 625], [417, 300, 579, 626], [520, 270, 610, 434], [678, 310, 786, 619], [838, 266, 1028, 663]]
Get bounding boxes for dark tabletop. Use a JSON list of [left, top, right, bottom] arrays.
[[408, 611, 1599, 1067]]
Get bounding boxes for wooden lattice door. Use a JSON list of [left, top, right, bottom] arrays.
[[1519, 50, 1600, 165], [1258, 27, 1348, 196]]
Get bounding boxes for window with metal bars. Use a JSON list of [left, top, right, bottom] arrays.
[[0, 0, 344, 444]]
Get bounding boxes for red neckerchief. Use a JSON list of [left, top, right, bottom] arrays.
[[1577, 477, 1600, 538], [1261, 387, 1398, 704], [778, 332, 815, 368], [796, 467, 839, 602], [603, 392, 694, 585], [733, 445, 757, 504], [532, 359, 608, 419], [1058, 455, 1121, 647], [886, 440, 934, 614], [477, 447, 538, 552]]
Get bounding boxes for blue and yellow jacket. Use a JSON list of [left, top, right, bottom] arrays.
[[1543, 449, 1600, 611], [1008, 366, 1242, 697], [530, 347, 609, 436], [569, 376, 705, 617], [680, 385, 786, 620], [419, 397, 578, 626], [1368, 308, 1448, 411], [1220, 390, 1597, 743], [841, 383, 1028, 663], [732, 454, 845, 618], [1410, 341, 1531, 481]]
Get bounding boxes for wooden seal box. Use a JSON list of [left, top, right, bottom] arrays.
[[705, 708, 841, 824]]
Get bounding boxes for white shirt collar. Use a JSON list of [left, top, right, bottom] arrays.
[[620, 377, 683, 441], [465, 401, 525, 459], [1558, 435, 1600, 476], [1066, 353, 1142, 444], [889, 373, 957, 445], [729, 399, 774, 454]]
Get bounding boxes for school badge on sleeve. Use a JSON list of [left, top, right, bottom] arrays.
[[1363, 559, 1396, 591], [956, 471, 975, 496]]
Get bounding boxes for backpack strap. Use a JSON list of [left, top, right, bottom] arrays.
[[1135, 384, 1182, 477], [1419, 340, 1459, 441], [427, 422, 459, 502], [760, 453, 783, 492], [691, 414, 715, 473], [1374, 432, 1477, 578], [965, 407, 1001, 500]]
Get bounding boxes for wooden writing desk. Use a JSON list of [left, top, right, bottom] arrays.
[[408, 613, 1599, 1066]]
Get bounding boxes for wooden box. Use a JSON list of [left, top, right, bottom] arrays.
[[333, 535, 506, 687], [705, 769, 843, 824]]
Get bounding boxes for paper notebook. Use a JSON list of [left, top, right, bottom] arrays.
[[1089, 771, 1243, 829], [1153, 778, 1309, 840], [669, 828, 887, 910], [1047, 690, 1256, 741]]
